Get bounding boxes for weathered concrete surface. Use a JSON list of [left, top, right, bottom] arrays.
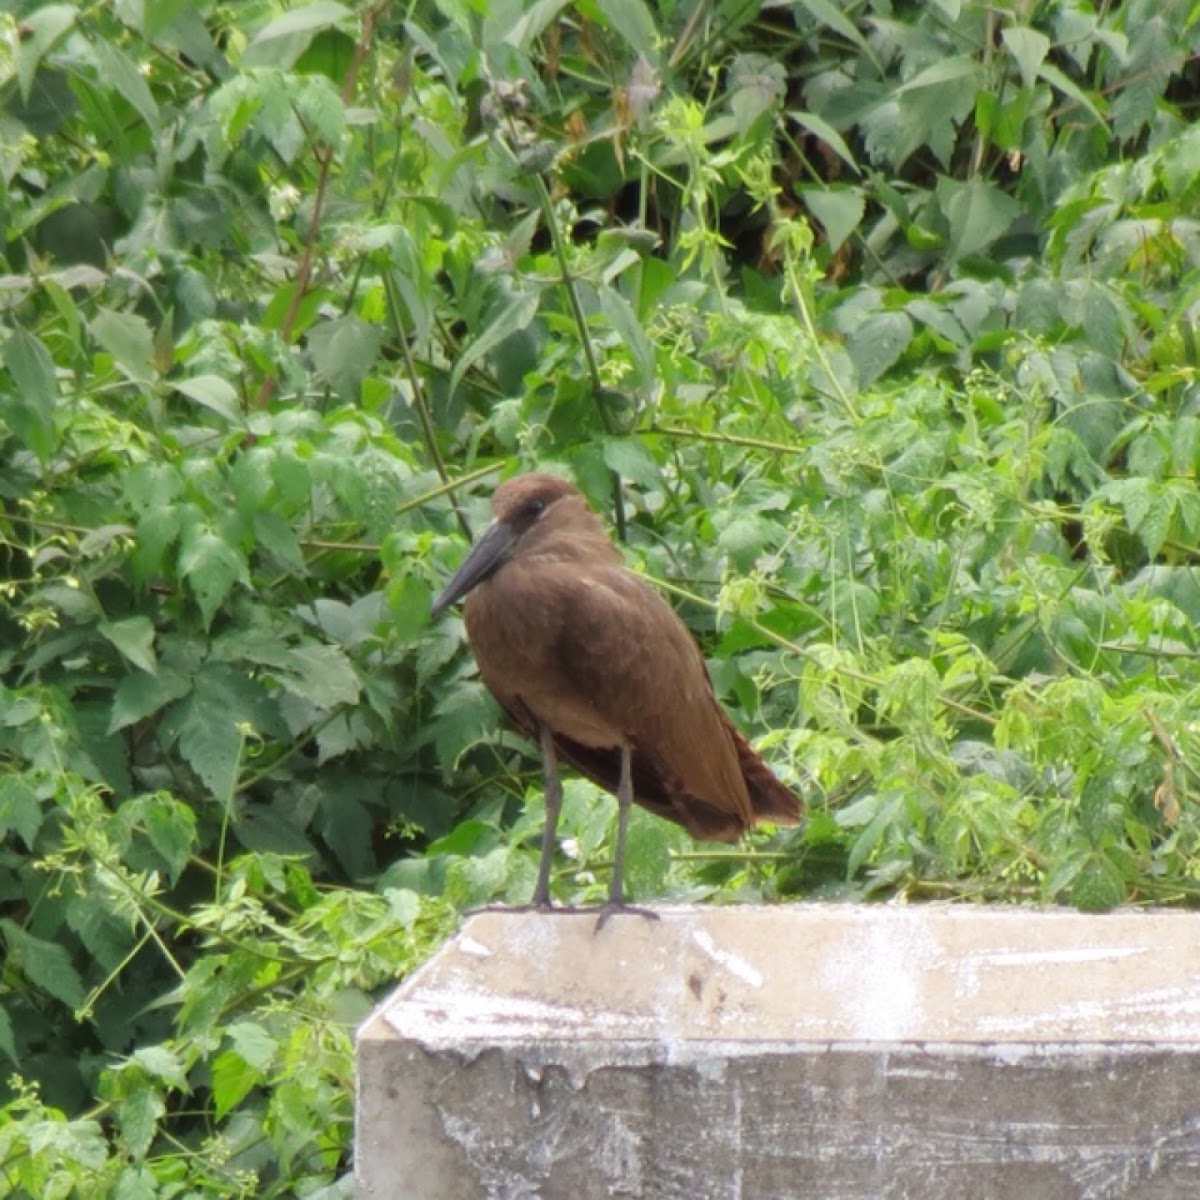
[[355, 906, 1200, 1199]]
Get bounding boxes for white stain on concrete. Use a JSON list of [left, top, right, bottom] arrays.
[[821, 913, 938, 1042], [970, 945, 1144, 967], [691, 927, 764, 988]]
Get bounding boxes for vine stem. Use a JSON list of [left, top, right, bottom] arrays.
[[509, 123, 627, 541], [252, 5, 383, 409], [383, 272, 473, 540], [534, 172, 629, 541], [643, 570, 999, 728]]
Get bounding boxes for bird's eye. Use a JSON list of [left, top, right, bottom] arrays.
[[523, 498, 546, 519]]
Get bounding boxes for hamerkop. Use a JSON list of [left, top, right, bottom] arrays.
[[431, 473, 802, 917]]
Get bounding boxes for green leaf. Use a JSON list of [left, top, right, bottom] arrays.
[[716, 512, 775, 567], [91, 38, 160, 130], [243, 2, 353, 68], [1, 694, 41, 728], [846, 312, 913, 388], [66, 895, 136, 971], [1014, 278, 1064, 334], [385, 226, 436, 346], [937, 177, 1022, 263], [1111, 479, 1171, 558], [211, 1048, 261, 1120], [873, 56, 980, 168], [91, 308, 156, 385], [386, 572, 432, 643], [501, 0, 572, 49], [794, 0, 870, 55], [877, 658, 942, 728], [172, 667, 262, 801], [1111, 20, 1177, 143], [449, 290, 541, 398], [307, 316, 383, 401], [178, 526, 248, 628], [173, 374, 243, 422], [14, 4, 76, 100], [788, 110, 859, 174], [385, 887, 421, 928], [2, 328, 59, 459], [318, 785, 373, 870], [279, 644, 362, 708], [253, 510, 304, 569], [593, 0, 659, 60], [294, 26, 356, 81], [118, 1086, 165, 1160], [1038, 61, 1107, 128], [1001, 26, 1050, 89], [0, 775, 42, 849], [1159, 125, 1200, 199], [1068, 855, 1127, 912], [109, 669, 192, 732], [178, 717, 242, 802], [135, 793, 198, 884], [0, 1004, 17, 1065], [306, 593, 384, 649], [115, 1167, 159, 1200], [445, 845, 513, 908], [228, 1020, 279, 1070], [729, 53, 787, 127], [800, 187, 865, 253], [1074, 281, 1129, 356], [124, 461, 183, 514], [251, 1, 352, 43], [621, 808, 674, 899], [895, 57, 982, 97], [100, 617, 157, 673], [595, 283, 654, 389], [0, 919, 85, 1009], [4, 328, 58, 408], [601, 437, 662, 489], [315, 712, 364, 762], [432, 681, 500, 771], [905, 298, 968, 347], [842, 792, 904, 879]]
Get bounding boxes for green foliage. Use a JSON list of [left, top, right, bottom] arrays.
[[4, 0, 1200, 1192]]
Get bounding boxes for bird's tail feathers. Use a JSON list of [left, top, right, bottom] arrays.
[[726, 719, 803, 827]]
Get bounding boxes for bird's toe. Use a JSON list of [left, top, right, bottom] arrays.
[[593, 901, 660, 933]]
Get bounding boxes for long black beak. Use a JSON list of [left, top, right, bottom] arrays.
[[431, 520, 519, 618]]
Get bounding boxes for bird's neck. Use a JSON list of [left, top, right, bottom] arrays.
[[520, 504, 623, 568], [523, 527, 622, 567]]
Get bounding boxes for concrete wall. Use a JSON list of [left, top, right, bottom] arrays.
[[356, 906, 1200, 1198]]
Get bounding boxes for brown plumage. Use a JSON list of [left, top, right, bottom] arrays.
[[431, 473, 801, 915]]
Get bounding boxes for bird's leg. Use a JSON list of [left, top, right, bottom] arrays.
[[608, 743, 633, 906], [595, 744, 660, 931], [465, 725, 566, 917], [530, 723, 562, 909]]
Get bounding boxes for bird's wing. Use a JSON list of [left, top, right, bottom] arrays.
[[541, 565, 757, 834]]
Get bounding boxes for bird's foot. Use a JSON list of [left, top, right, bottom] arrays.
[[593, 901, 661, 933], [464, 900, 661, 929]]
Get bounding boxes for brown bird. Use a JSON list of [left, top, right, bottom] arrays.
[[431, 473, 802, 918]]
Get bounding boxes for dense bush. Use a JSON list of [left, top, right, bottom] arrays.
[[4, 0, 1200, 1191]]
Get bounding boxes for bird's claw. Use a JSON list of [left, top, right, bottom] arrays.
[[593, 901, 661, 933]]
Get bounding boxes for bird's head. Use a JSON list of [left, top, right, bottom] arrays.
[[431, 474, 596, 617]]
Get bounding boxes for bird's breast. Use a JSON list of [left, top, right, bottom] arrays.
[[463, 566, 627, 749]]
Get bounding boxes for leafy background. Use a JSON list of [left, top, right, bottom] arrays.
[[4, 0, 1200, 1193]]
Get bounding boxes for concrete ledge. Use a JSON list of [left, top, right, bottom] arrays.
[[355, 906, 1200, 1199]]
